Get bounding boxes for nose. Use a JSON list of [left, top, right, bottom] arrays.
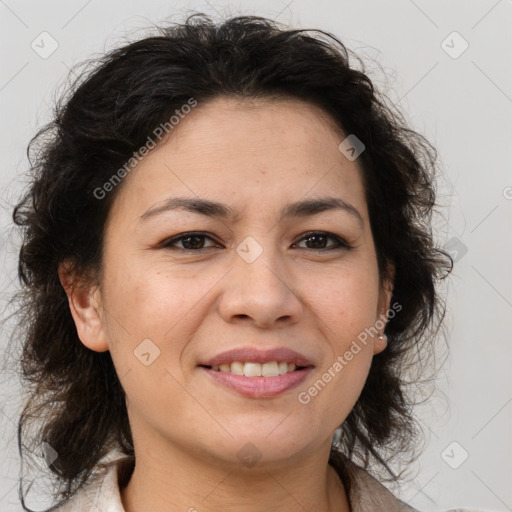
[[218, 242, 303, 329]]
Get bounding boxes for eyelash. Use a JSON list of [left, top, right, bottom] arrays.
[[159, 231, 352, 252]]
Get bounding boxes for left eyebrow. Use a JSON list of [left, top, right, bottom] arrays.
[[139, 196, 364, 227], [280, 197, 364, 227]]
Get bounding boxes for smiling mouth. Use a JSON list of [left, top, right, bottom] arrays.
[[199, 361, 310, 377]]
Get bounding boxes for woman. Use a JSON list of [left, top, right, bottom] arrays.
[[12, 12, 473, 512]]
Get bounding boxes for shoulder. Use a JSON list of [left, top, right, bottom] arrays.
[[53, 456, 132, 512], [329, 450, 480, 512], [343, 461, 418, 511]]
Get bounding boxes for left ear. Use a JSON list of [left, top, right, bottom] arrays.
[[374, 261, 395, 355]]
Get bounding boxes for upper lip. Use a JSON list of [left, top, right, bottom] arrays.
[[199, 347, 315, 367]]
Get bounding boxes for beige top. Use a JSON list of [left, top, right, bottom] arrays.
[[53, 453, 477, 512]]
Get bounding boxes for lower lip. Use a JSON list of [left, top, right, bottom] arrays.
[[199, 366, 314, 398]]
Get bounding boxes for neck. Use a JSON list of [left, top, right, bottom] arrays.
[[120, 442, 350, 512]]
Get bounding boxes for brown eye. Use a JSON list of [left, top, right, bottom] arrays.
[[292, 232, 351, 251], [161, 232, 219, 251]]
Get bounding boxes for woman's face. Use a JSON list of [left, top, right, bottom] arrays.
[[74, 96, 393, 469]]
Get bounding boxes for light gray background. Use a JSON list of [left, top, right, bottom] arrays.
[[1, 1, 511, 511]]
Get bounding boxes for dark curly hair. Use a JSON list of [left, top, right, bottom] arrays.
[[11, 12, 452, 511]]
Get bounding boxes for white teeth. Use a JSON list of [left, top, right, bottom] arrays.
[[262, 362, 279, 377], [278, 361, 289, 375], [244, 362, 262, 377], [210, 361, 300, 376], [230, 362, 244, 375]]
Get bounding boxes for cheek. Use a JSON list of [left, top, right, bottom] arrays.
[[102, 259, 223, 380], [103, 253, 210, 334], [102, 262, 207, 429], [306, 265, 380, 339], [297, 269, 378, 407]]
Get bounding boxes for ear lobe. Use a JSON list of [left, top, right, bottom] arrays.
[[58, 261, 109, 353], [374, 261, 395, 356], [373, 333, 387, 355]]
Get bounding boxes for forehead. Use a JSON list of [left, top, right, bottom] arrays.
[[169, 95, 347, 162], [108, 96, 368, 226]]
